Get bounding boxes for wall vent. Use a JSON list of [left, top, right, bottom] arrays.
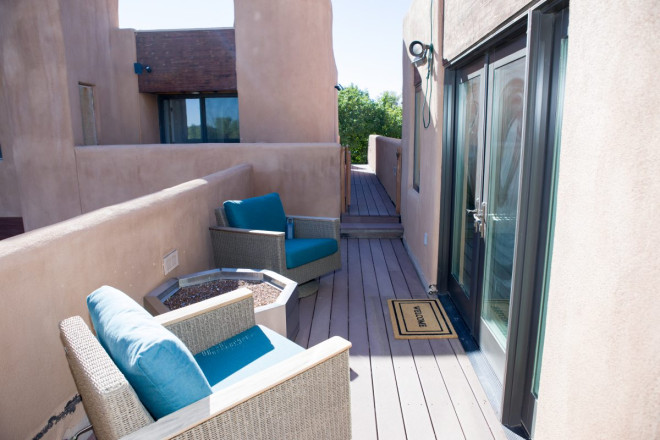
[[162, 249, 179, 275]]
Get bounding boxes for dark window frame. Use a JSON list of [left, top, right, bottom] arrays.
[[158, 93, 240, 144]]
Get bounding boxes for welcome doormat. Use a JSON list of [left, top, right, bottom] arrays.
[[388, 299, 457, 339]]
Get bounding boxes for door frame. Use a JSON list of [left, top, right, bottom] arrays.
[[437, 1, 569, 434], [445, 58, 487, 335]]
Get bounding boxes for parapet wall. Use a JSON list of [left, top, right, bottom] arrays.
[[368, 135, 401, 206], [0, 165, 252, 439], [75, 143, 341, 219]]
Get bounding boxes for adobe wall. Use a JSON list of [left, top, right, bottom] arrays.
[[0, 0, 83, 229], [534, 1, 660, 438], [234, 0, 339, 143], [443, 0, 530, 60], [402, 0, 660, 437], [400, 0, 444, 288], [0, 165, 252, 440], [0, 0, 160, 228], [368, 135, 401, 206], [59, 0, 148, 146], [74, 143, 342, 218]]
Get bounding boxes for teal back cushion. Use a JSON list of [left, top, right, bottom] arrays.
[[87, 286, 212, 419], [223, 192, 287, 232]]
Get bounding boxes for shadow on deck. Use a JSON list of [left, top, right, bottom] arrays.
[[296, 237, 507, 440]]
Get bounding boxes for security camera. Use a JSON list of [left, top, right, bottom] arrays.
[[409, 40, 429, 67]]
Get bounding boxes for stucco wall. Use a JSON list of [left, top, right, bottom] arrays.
[[74, 143, 342, 218], [0, 0, 83, 230], [0, 165, 252, 440], [234, 0, 339, 143], [60, 0, 147, 146], [400, 0, 444, 288], [368, 135, 401, 205], [0, 0, 160, 227], [534, 1, 660, 438], [443, 0, 530, 61]]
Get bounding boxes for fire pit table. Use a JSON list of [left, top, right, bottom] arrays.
[[144, 268, 299, 339]]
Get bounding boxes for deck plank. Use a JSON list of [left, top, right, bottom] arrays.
[[346, 239, 378, 440], [307, 272, 334, 347], [359, 239, 407, 440], [449, 339, 507, 440], [295, 237, 507, 440], [381, 240, 468, 438], [391, 238, 427, 298], [369, 239, 437, 439], [430, 339, 496, 440], [329, 239, 349, 340], [363, 172, 389, 216], [294, 294, 316, 348], [367, 172, 392, 216], [374, 175, 398, 216]]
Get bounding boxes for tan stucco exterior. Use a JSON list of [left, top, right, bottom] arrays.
[[0, 165, 252, 439], [0, 0, 340, 232], [402, 0, 660, 437], [74, 143, 341, 218], [234, 0, 339, 143], [0, 0, 159, 230], [534, 1, 660, 437], [400, 0, 444, 288], [443, 0, 530, 61], [368, 135, 401, 207]]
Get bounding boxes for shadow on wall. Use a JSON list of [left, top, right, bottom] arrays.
[[0, 165, 253, 439]]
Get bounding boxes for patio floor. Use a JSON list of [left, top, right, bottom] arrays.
[[295, 237, 506, 440], [348, 165, 398, 217]]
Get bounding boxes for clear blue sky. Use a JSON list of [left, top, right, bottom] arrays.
[[119, 0, 412, 99]]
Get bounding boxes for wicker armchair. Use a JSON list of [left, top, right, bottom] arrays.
[[59, 289, 352, 440], [210, 204, 341, 297]]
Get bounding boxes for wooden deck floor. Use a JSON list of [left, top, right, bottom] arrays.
[[296, 238, 506, 440], [349, 165, 398, 217]]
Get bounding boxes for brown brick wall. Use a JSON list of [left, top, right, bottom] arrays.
[[136, 29, 237, 94]]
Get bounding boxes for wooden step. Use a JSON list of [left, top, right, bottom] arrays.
[[341, 214, 400, 224], [340, 222, 403, 238]]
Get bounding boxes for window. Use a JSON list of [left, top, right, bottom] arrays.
[[159, 95, 239, 143], [412, 68, 423, 191], [79, 84, 97, 145]]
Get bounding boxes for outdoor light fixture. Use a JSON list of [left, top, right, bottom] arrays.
[[133, 63, 152, 74], [409, 40, 430, 67], [334, 84, 344, 91]]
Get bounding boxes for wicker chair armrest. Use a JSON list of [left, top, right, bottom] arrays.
[[289, 216, 340, 240], [121, 337, 352, 440], [209, 227, 286, 273], [157, 288, 256, 355], [59, 316, 154, 439], [209, 226, 285, 236]]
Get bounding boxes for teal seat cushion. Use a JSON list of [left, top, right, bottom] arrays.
[[285, 238, 338, 269], [195, 325, 304, 391], [87, 286, 212, 419], [224, 192, 287, 233]]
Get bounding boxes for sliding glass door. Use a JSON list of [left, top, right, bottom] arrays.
[[479, 47, 527, 382], [448, 60, 485, 333], [444, 5, 569, 435]]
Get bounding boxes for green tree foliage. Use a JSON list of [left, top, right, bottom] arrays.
[[338, 85, 402, 164]]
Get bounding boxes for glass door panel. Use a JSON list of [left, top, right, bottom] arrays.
[[480, 52, 526, 380], [450, 72, 482, 297]]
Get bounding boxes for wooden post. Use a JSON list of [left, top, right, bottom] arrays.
[[396, 147, 402, 215], [340, 147, 346, 213], [346, 148, 352, 208]]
